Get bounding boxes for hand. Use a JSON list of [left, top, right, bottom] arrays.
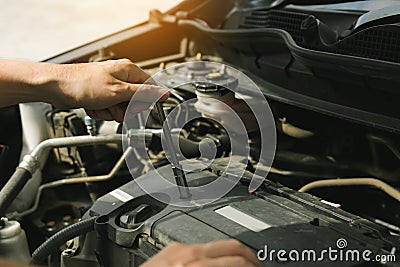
[[0, 258, 35, 267], [141, 239, 261, 267], [55, 59, 169, 122]]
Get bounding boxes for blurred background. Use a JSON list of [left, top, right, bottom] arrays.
[[0, 0, 181, 61]]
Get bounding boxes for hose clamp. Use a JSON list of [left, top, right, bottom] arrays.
[[18, 154, 40, 175]]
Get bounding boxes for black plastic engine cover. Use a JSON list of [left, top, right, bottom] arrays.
[[71, 159, 399, 267]]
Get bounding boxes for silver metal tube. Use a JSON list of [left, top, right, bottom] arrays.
[[18, 134, 123, 175], [31, 134, 122, 158], [42, 146, 131, 186], [12, 147, 132, 219]]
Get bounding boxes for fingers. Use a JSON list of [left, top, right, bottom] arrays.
[[203, 240, 261, 267], [107, 105, 125, 123], [91, 59, 169, 122], [86, 106, 125, 122], [124, 60, 151, 84], [113, 58, 151, 84], [85, 99, 159, 123], [110, 101, 151, 123], [85, 83, 169, 122], [118, 83, 169, 104], [104, 58, 151, 84], [112, 59, 169, 103], [86, 101, 151, 122], [0, 258, 37, 267], [186, 256, 257, 267], [140, 240, 261, 267], [85, 109, 113, 121]]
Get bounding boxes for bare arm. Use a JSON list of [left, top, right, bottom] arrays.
[[0, 59, 168, 122]]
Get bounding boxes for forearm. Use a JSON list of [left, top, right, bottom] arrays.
[[0, 59, 168, 122], [0, 60, 68, 107]]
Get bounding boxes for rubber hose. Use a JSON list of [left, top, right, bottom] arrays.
[[30, 216, 98, 265], [0, 167, 31, 216]]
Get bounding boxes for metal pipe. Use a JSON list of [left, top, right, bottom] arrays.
[[18, 134, 123, 175], [1, 134, 122, 217], [298, 178, 400, 202], [12, 147, 132, 219]]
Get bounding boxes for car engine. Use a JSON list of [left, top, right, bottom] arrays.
[[0, 0, 399, 266]]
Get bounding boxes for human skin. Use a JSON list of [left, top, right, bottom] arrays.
[[0, 59, 169, 122], [141, 239, 261, 267], [0, 239, 260, 267]]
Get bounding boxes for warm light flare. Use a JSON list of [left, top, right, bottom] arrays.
[[0, 0, 182, 61]]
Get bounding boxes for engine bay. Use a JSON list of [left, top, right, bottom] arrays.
[[0, 0, 399, 266]]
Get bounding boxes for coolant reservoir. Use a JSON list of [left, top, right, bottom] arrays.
[[194, 71, 258, 133], [0, 218, 31, 263]]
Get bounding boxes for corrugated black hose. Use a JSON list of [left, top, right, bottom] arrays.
[[30, 216, 98, 265]]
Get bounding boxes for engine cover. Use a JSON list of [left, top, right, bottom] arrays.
[[61, 159, 397, 267]]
